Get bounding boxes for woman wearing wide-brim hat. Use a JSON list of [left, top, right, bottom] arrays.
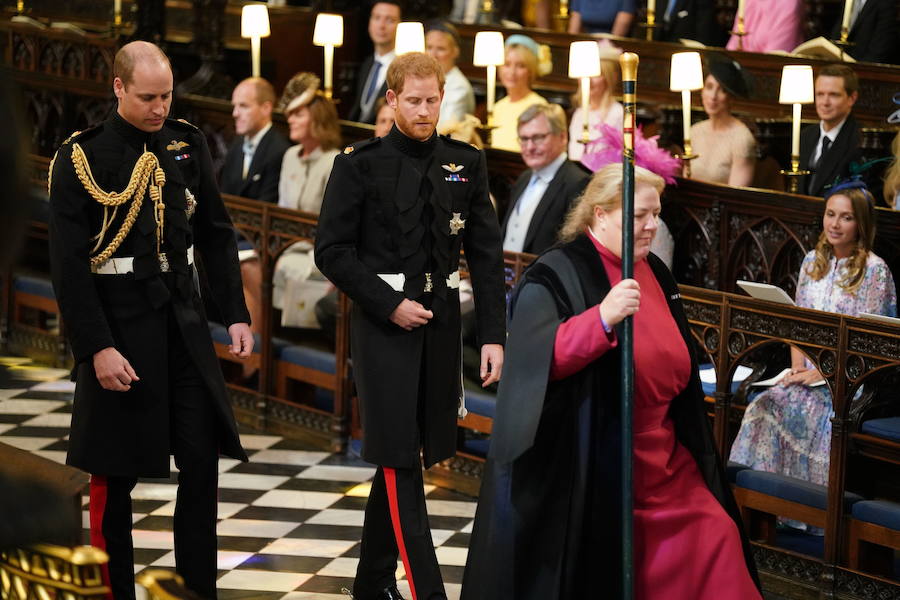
[[689, 53, 757, 187]]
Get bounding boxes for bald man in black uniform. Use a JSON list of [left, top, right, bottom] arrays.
[[49, 41, 252, 599]]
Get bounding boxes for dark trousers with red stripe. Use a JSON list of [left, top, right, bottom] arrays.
[[354, 464, 446, 600], [89, 314, 220, 599]]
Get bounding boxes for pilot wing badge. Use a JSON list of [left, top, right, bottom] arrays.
[[442, 163, 468, 182]]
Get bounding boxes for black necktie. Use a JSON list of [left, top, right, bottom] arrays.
[[815, 136, 832, 170]]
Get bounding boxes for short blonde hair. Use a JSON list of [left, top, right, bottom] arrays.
[[386, 52, 445, 96], [560, 164, 665, 242], [504, 44, 539, 86]]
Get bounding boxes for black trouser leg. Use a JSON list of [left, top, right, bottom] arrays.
[[355, 466, 400, 596], [89, 474, 138, 600], [169, 316, 220, 599], [354, 465, 446, 600]]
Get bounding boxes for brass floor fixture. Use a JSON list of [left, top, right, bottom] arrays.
[[0, 544, 109, 599]]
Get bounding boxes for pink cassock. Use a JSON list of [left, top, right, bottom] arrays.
[[550, 234, 762, 600]]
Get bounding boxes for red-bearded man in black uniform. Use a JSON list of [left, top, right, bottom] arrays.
[[315, 52, 506, 600], [48, 41, 253, 599]]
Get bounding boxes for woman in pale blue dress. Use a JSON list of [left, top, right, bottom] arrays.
[[730, 182, 897, 486]]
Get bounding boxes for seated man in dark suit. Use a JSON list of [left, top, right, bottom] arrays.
[[502, 103, 590, 255], [799, 64, 861, 197], [221, 77, 290, 204], [348, 1, 400, 124], [829, 0, 898, 65]]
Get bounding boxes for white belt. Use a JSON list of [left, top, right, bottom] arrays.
[[91, 246, 194, 275], [378, 270, 460, 293]]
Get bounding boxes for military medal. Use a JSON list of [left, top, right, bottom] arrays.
[[185, 188, 197, 219], [449, 213, 466, 235]]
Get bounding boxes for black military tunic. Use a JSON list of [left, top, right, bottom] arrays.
[[315, 125, 506, 468], [49, 113, 249, 478]]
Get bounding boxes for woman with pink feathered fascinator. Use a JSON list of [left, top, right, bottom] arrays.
[[579, 122, 681, 267]]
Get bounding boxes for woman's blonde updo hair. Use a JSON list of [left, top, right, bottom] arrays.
[[807, 187, 876, 293], [560, 164, 665, 242]]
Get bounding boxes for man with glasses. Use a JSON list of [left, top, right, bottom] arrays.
[[502, 103, 590, 255]]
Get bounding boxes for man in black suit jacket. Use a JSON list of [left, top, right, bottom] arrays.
[[830, 0, 898, 65], [799, 64, 861, 197], [656, 0, 728, 47], [502, 103, 590, 255], [316, 53, 505, 600], [348, 1, 401, 124], [220, 77, 290, 203]]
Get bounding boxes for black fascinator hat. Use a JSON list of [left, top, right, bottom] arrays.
[[705, 52, 753, 99]]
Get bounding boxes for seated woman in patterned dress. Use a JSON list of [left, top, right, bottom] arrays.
[[730, 182, 897, 487]]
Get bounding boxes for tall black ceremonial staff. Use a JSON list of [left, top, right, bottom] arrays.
[[619, 50, 638, 600]]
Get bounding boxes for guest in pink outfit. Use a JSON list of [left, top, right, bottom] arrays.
[[726, 0, 805, 53], [462, 163, 761, 600]]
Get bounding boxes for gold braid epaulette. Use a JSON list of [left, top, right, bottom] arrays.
[[69, 142, 166, 266]]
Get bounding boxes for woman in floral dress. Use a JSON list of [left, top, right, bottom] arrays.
[[730, 182, 896, 486]]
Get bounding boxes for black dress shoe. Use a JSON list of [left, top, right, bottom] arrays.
[[379, 585, 405, 600], [340, 585, 405, 600]]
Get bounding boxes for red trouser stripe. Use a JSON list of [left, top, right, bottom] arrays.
[[383, 467, 418, 600], [89, 475, 114, 600]]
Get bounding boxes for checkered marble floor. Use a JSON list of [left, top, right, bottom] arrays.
[[0, 356, 475, 599]]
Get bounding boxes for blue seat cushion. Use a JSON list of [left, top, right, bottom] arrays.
[[462, 438, 490, 457], [236, 240, 255, 251], [14, 274, 55, 299], [861, 417, 900, 442], [464, 388, 497, 419], [699, 364, 744, 397], [726, 461, 750, 484], [736, 469, 864, 511], [851, 500, 900, 531], [280, 345, 336, 375]]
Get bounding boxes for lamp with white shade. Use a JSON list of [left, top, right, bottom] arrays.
[[395, 22, 425, 56], [568, 41, 601, 145], [778, 64, 814, 193], [313, 13, 343, 100], [669, 51, 703, 177], [473, 31, 504, 137], [241, 4, 270, 78]]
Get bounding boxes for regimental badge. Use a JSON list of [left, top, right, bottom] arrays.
[[185, 188, 197, 219], [343, 145, 354, 154], [449, 212, 466, 235], [442, 163, 464, 173]]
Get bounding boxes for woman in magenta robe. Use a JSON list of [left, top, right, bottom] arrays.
[[462, 164, 760, 599]]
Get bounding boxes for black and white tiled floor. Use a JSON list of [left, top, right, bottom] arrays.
[[0, 356, 474, 599]]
